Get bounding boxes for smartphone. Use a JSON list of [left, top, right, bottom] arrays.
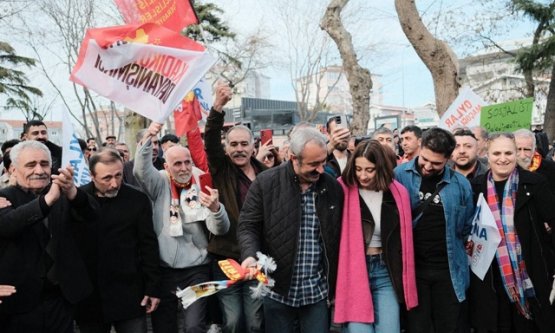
[[260, 129, 273, 146], [332, 115, 348, 129], [199, 173, 214, 195]]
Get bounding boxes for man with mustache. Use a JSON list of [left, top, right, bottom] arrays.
[[0, 140, 96, 332], [23, 120, 62, 175], [450, 128, 488, 180], [514, 128, 555, 195], [400, 125, 422, 163], [134, 123, 230, 333], [204, 83, 267, 333], [72, 149, 161, 333], [238, 127, 343, 333]]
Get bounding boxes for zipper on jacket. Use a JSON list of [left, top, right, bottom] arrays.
[[319, 226, 331, 307], [384, 214, 403, 302], [316, 188, 331, 307], [524, 184, 549, 309]]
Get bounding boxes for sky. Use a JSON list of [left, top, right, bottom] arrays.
[[0, 0, 539, 121], [207, 0, 537, 107]]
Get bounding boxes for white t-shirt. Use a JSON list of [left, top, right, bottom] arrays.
[[359, 189, 383, 248]]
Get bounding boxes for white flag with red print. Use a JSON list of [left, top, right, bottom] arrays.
[[70, 23, 216, 122]]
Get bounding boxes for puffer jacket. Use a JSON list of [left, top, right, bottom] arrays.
[[238, 161, 343, 298]]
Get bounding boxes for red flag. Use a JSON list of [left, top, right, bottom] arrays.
[[114, 0, 198, 32], [70, 23, 216, 123], [174, 91, 202, 136]]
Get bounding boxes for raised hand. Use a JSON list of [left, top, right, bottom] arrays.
[[199, 186, 220, 213], [212, 81, 232, 112]]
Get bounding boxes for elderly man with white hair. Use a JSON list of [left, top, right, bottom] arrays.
[[0, 140, 96, 333], [513, 128, 555, 196], [133, 123, 230, 333]]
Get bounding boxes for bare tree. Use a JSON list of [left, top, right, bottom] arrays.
[[271, 0, 344, 122], [7, 0, 121, 142], [321, 0, 372, 136], [395, 0, 460, 117], [210, 28, 273, 88]]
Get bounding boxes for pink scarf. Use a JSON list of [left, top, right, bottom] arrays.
[[334, 179, 418, 324]]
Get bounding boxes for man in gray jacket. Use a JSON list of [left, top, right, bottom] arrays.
[[133, 123, 230, 333]]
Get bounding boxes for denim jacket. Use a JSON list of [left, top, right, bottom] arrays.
[[394, 159, 474, 302]]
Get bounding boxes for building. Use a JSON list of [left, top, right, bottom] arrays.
[[459, 40, 551, 124], [295, 65, 383, 116], [369, 104, 417, 134], [82, 105, 126, 143], [0, 119, 63, 145]]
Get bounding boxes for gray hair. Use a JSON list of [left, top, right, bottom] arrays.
[[10, 140, 52, 168], [287, 121, 314, 140], [513, 128, 536, 152], [471, 126, 489, 140], [372, 127, 393, 138], [225, 125, 254, 145], [289, 127, 327, 160]]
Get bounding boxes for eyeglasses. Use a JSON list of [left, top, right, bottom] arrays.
[[87, 147, 97, 151], [263, 154, 275, 161]]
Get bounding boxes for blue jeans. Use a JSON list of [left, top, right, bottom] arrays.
[[263, 297, 329, 333], [77, 315, 147, 333], [212, 260, 263, 333], [342, 254, 400, 333]]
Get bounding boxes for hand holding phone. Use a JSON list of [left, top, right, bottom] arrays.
[[199, 173, 214, 195]]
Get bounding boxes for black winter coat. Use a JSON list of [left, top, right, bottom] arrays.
[[470, 169, 555, 332], [73, 183, 160, 323], [238, 161, 343, 299], [0, 186, 95, 314]]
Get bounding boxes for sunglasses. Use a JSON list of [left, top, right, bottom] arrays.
[[263, 154, 275, 160], [87, 147, 97, 151]]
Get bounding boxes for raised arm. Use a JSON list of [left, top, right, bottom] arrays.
[[133, 123, 166, 200], [204, 83, 232, 175]]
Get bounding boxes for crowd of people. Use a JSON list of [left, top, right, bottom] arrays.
[[0, 82, 554, 333]]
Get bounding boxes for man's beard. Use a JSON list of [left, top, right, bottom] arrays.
[[103, 189, 119, 198], [455, 157, 477, 171], [335, 142, 348, 151], [517, 158, 531, 170]]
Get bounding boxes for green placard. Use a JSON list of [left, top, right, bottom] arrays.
[[480, 98, 533, 132]]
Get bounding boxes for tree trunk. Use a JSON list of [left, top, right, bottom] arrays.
[[321, 0, 372, 136], [124, 110, 149, 157], [395, 0, 460, 117], [543, 62, 555, 142]]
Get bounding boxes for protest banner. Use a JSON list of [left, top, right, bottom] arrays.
[[70, 23, 216, 123], [62, 110, 91, 186], [480, 98, 533, 132], [469, 193, 501, 280], [439, 86, 486, 131], [114, 0, 198, 32]]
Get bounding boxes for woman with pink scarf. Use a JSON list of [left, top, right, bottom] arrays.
[[334, 140, 418, 333]]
